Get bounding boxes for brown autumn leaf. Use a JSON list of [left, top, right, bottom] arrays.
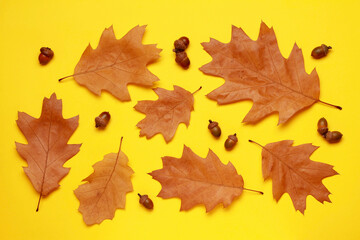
[[149, 145, 262, 212], [134, 85, 200, 143], [200, 22, 341, 125], [59, 25, 161, 101], [249, 140, 338, 213], [74, 138, 133, 226], [16, 93, 81, 211]]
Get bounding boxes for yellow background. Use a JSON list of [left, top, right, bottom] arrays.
[[1, 0, 359, 239]]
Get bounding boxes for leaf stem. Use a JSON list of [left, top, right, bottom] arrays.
[[36, 194, 42, 212], [192, 86, 202, 95], [58, 72, 89, 82], [243, 188, 264, 195], [317, 100, 342, 110], [58, 74, 74, 82], [117, 137, 124, 157], [248, 139, 265, 148]]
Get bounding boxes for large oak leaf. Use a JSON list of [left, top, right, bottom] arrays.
[[74, 139, 133, 225], [134, 86, 196, 143], [250, 140, 338, 213], [16, 93, 81, 211], [61, 25, 161, 101], [149, 145, 245, 212], [200, 22, 336, 124]]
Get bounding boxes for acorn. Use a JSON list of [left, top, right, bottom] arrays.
[[325, 131, 343, 143], [208, 120, 221, 138], [38, 47, 54, 65], [225, 133, 238, 150], [317, 117, 328, 136], [138, 193, 153, 210], [95, 112, 111, 128], [311, 44, 332, 59], [175, 51, 190, 69], [173, 36, 190, 53]]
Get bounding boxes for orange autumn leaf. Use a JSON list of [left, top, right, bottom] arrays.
[[200, 22, 341, 124], [16, 93, 81, 211], [59, 25, 161, 101], [149, 145, 260, 212], [74, 138, 133, 226], [250, 140, 338, 213], [134, 86, 199, 143]]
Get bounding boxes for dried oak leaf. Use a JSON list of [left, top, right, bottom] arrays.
[[134, 85, 197, 143], [74, 139, 133, 226], [149, 145, 246, 212], [60, 25, 161, 101], [16, 93, 81, 211], [250, 140, 338, 213], [200, 22, 340, 124]]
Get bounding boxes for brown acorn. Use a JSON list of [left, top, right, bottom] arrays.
[[95, 112, 111, 128], [325, 131, 343, 143], [317, 117, 328, 136], [225, 133, 238, 150], [38, 47, 54, 65], [138, 193, 153, 210], [208, 120, 221, 138], [311, 44, 332, 59], [175, 51, 190, 69], [173, 36, 190, 53]]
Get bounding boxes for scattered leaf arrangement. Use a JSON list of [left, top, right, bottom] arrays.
[[15, 22, 342, 225]]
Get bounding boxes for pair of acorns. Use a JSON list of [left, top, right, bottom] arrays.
[[317, 117, 342, 143], [173, 37, 190, 69], [208, 120, 238, 150]]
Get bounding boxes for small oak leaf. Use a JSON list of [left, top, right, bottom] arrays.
[[74, 139, 133, 225], [134, 86, 197, 143], [60, 25, 161, 101], [16, 93, 81, 211], [250, 139, 338, 213], [149, 145, 246, 212], [200, 22, 341, 124]]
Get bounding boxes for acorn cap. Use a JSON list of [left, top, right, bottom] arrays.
[[317, 127, 328, 135], [228, 134, 238, 142], [95, 117, 106, 128], [174, 40, 186, 52], [139, 194, 148, 204], [179, 37, 190, 47], [321, 44, 332, 55], [208, 120, 218, 129], [40, 47, 54, 58]]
